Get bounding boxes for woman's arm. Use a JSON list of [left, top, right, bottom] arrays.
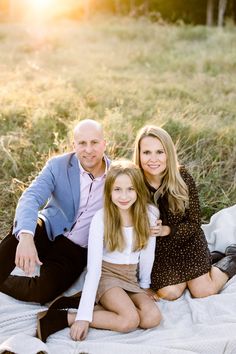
[[164, 169, 203, 243]]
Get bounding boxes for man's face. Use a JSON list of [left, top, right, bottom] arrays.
[[74, 124, 106, 173]]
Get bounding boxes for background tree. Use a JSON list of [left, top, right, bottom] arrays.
[[0, 0, 235, 26], [218, 0, 228, 25], [206, 0, 229, 26], [206, 0, 215, 25]]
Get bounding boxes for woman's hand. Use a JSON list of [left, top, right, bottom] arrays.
[[150, 219, 171, 237], [70, 320, 89, 341], [161, 225, 171, 236], [150, 219, 163, 237], [143, 288, 159, 301]]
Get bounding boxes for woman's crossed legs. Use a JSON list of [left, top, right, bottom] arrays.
[[154, 266, 229, 300]]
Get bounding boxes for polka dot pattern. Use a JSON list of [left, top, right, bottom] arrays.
[[149, 167, 212, 290]]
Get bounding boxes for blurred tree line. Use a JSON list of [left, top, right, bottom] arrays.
[[102, 0, 236, 25], [108, 0, 236, 25], [0, 0, 236, 25]]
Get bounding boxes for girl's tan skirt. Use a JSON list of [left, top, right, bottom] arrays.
[[96, 260, 145, 303]]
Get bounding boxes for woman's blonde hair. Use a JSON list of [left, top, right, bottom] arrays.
[[104, 160, 150, 252], [134, 125, 189, 213]]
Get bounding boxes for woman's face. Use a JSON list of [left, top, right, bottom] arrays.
[[139, 136, 167, 178]]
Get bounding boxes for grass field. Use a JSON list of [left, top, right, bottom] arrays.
[[0, 16, 235, 236]]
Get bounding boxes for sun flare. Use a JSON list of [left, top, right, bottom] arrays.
[[30, 0, 55, 15], [22, 0, 59, 22], [12, 0, 87, 22]]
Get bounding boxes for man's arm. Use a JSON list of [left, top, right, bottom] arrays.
[[13, 157, 57, 236], [13, 157, 58, 274]]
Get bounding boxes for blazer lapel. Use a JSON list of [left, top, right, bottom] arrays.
[[68, 154, 80, 214]]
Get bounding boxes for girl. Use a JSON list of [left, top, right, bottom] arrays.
[[37, 160, 161, 342], [134, 125, 236, 301]]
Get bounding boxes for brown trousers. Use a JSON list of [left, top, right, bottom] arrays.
[[0, 219, 87, 304]]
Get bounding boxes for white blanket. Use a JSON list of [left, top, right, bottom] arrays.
[[0, 205, 236, 354], [202, 204, 236, 252]]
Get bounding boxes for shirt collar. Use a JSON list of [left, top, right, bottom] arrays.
[[78, 155, 108, 180]]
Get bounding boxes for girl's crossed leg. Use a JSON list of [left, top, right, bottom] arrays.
[[128, 291, 162, 328], [68, 286, 161, 335], [91, 287, 161, 332]]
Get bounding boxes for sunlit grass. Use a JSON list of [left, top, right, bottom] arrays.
[[0, 16, 235, 235]]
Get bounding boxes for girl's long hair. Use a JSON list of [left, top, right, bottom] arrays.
[[134, 125, 189, 214], [104, 160, 150, 252]]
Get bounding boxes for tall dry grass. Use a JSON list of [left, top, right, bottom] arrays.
[[0, 16, 235, 236]]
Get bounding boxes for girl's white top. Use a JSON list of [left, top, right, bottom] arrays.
[[75, 204, 159, 322]]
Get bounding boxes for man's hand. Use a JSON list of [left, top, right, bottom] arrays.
[[70, 320, 89, 341], [15, 233, 42, 276]]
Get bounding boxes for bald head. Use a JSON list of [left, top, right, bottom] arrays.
[[73, 119, 104, 140], [73, 119, 106, 175]]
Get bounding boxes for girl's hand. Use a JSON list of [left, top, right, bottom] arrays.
[[70, 320, 89, 341], [143, 288, 159, 301]]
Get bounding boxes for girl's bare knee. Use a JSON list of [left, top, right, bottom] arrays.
[[118, 312, 140, 332], [139, 306, 162, 329]]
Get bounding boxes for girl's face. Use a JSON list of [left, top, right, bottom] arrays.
[[139, 136, 167, 178], [111, 174, 137, 211]]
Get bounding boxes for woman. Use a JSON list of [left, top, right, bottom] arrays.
[[37, 160, 161, 342], [134, 125, 236, 300]]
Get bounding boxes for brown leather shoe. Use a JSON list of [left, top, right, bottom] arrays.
[[37, 309, 68, 342], [49, 291, 81, 310], [225, 244, 236, 256]]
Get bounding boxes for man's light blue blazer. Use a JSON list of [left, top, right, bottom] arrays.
[[13, 152, 109, 241]]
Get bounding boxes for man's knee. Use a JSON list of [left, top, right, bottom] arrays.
[[0, 232, 18, 286], [0, 275, 56, 304]]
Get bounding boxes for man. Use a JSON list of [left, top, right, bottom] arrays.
[[0, 119, 109, 304]]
